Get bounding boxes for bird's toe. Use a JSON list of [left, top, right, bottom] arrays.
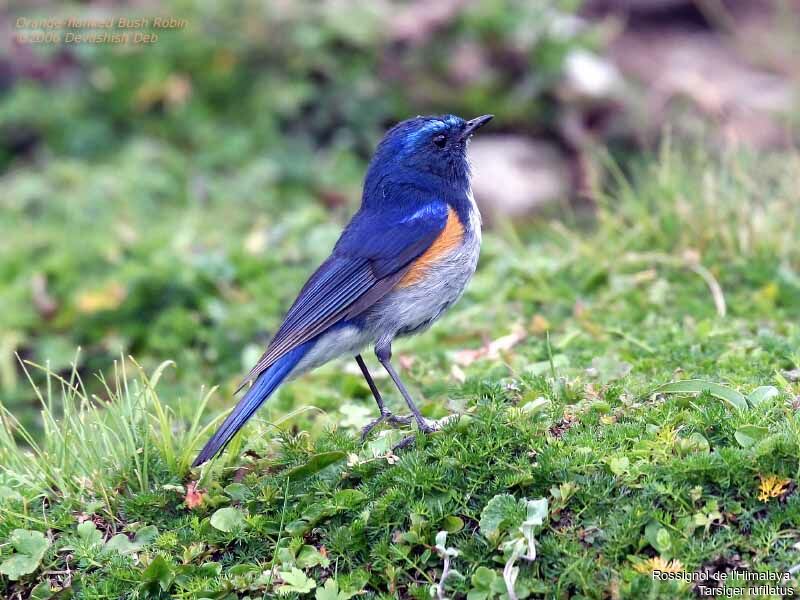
[[386, 413, 413, 427]]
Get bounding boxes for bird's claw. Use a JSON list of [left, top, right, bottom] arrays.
[[393, 434, 417, 451], [360, 411, 413, 441], [416, 418, 439, 435], [391, 414, 459, 450], [417, 414, 459, 434]]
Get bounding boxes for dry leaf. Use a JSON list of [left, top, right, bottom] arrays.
[[398, 354, 416, 370], [31, 273, 58, 319], [76, 282, 126, 314], [453, 323, 526, 366], [184, 481, 205, 509], [758, 475, 791, 502], [530, 314, 550, 334], [450, 364, 466, 383]]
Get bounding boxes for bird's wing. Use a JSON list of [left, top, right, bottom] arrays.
[[237, 201, 449, 391]]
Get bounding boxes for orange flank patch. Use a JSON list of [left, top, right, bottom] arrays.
[[398, 206, 464, 287]]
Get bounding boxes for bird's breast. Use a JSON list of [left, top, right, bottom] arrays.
[[366, 198, 481, 339], [397, 205, 468, 288]]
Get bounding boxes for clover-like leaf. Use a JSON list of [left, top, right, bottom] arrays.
[[467, 566, 498, 600], [224, 482, 251, 502], [315, 577, 360, 600], [277, 567, 316, 595], [0, 529, 51, 581], [0, 486, 24, 504], [29, 580, 54, 600], [104, 534, 138, 555], [523, 498, 548, 528], [518, 498, 548, 562]]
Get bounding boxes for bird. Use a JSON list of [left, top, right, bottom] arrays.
[[193, 113, 493, 466]]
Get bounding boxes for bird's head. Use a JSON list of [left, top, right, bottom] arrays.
[[364, 114, 493, 199]]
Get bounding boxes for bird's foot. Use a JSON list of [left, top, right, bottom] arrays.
[[416, 417, 439, 435], [392, 414, 460, 450], [360, 411, 413, 441], [417, 414, 459, 434]]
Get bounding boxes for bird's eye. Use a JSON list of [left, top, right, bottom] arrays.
[[432, 134, 447, 148]]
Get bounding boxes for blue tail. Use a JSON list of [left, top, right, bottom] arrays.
[[192, 342, 311, 466]]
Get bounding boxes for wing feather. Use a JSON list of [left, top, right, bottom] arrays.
[[237, 202, 449, 391]]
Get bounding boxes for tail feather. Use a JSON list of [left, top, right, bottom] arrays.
[[192, 342, 310, 466]]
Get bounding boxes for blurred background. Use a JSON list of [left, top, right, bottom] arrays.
[[2, 0, 799, 434]]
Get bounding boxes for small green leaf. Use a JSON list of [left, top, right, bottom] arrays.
[[590, 355, 632, 383], [284, 519, 311, 537], [29, 581, 54, 600], [747, 386, 780, 406], [209, 506, 246, 532], [332, 489, 367, 508], [316, 578, 341, 600], [287, 451, 347, 481], [141, 555, 174, 592], [528, 354, 569, 376], [441, 515, 464, 533], [468, 566, 498, 600], [103, 525, 158, 555], [434, 530, 459, 557], [654, 379, 747, 411], [0, 529, 51, 580], [277, 567, 316, 595], [315, 577, 360, 600], [296, 545, 330, 569], [519, 396, 551, 415], [0, 486, 24, 504], [134, 525, 158, 545], [229, 563, 260, 576], [479, 494, 522, 543], [656, 529, 672, 552], [608, 456, 630, 476], [76, 521, 103, 547], [103, 534, 137, 555], [676, 432, 710, 455], [224, 483, 251, 502], [734, 425, 770, 448], [644, 521, 672, 554]]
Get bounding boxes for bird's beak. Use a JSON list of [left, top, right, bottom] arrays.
[[460, 114, 494, 140]]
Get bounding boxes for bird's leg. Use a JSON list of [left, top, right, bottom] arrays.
[[375, 341, 437, 435], [356, 354, 411, 441]]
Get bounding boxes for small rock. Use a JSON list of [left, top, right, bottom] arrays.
[[468, 135, 571, 220], [782, 369, 800, 382], [563, 49, 624, 101]]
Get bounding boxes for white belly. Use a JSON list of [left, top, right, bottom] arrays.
[[366, 200, 481, 343]]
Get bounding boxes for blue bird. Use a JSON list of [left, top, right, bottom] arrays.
[[193, 114, 493, 466]]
